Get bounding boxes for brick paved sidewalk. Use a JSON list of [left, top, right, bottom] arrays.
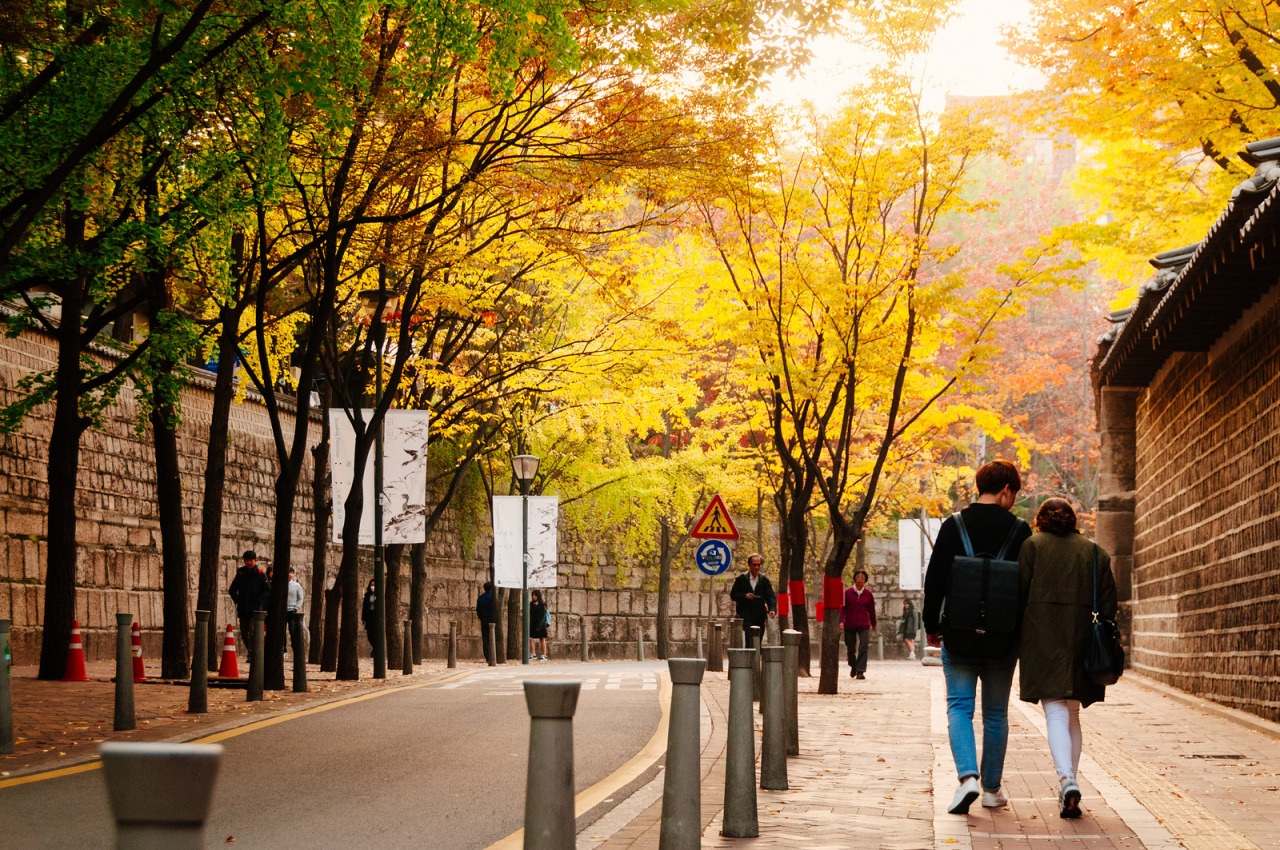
[[1, 655, 458, 779]]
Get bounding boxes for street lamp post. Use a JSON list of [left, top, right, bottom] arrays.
[[359, 284, 400, 680], [512, 454, 540, 666]]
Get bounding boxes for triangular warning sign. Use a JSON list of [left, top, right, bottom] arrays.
[[690, 494, 739, 540]]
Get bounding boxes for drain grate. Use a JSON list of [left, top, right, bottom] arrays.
[[1182, 753, 1246, 759]]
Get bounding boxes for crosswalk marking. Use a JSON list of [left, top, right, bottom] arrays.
[[435, 669, 659, 694]]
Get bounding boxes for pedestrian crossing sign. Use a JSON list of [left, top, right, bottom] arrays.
[[690, 494, 739, 540]]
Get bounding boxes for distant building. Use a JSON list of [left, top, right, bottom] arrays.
[[1092, 137, 1280, 723]]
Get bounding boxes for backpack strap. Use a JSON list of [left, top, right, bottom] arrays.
[[953, 511, 975, 557], [995, 520, 1029, 559]]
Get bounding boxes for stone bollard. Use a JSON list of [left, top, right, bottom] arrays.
[[877, 631, 884, 662], [247, 611, 265, 702], [100, 742, 222, 850], [448, 620, 457, 669], [695, 626, 703, 661], [188, 611, 210, 714], [402, 621, 413, 675], [749, 626, 762, 704], [114, 613, 136, 731], [660, 658, 707, 849], [760, 646, 787, 790], [922, 644, 942, 667], [489, 622, 499, 666], [721, 648, 758, 838], [731, 619, 743, 649], [637, 624, 645, 661], [708, 623, 723, 673], [579, 615, 589, 663], [523, 681, 582, 849], [293, 619, 309, 692], [782, 629, 800, 756], [0, 620, 12, 754]]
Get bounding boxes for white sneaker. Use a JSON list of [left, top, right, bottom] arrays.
[[908, 652, 916, 660], [981, 787, 1007, 807], [948, 776, 981, 815]]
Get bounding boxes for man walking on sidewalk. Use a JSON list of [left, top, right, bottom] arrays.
[[730, 553, 777, 644], [229, 550, 271, 664]]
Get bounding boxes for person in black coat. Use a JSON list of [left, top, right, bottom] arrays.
[[228, 549, 270, 663], [729, 553, 777, 644], [361, 579, 377, 657], [476, 581, 497, 663]]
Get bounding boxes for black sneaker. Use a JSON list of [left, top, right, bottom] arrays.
[[1059, 779, 1082, 819]]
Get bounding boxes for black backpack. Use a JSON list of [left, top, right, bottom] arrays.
[[941, 512, 1027, 659]]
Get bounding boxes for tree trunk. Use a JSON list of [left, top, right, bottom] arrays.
[[321, 582, 341, 671], [196, 308, 239, 668], [336, 482, 366, 680], [817, 527, 858, 694], [494, 587, 507, 664], [38, 265, 86, 680], [656, 519, 672, 660], [385, 543, 404, 668], [409, 541, 426, 663], [505, 587, 520, 661], [308, 397, 332, 665], [152, 400, 190, 679]]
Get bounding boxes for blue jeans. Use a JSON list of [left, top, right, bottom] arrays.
[[941, 646, 1015, 791]]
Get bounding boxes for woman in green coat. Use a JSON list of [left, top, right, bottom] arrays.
[[1017, 498, 1117, 820]]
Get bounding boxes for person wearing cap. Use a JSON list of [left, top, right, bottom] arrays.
[[229, 549, 271, 664]]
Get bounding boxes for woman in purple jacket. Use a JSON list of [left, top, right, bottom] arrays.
[[840, 570, 876, 679]]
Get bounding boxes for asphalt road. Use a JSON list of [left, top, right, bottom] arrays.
[[0, 661, 665, 849]]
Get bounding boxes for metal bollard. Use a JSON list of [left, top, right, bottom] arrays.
[[101, 742, 222, 849], [660, 658, 706, 849], [247, 611, 265, 702], [402, 621, 413, 675], [760, 646, 787, 790], [579, 615, 588, 663], [782, 629, 800, 756], [708, 622, 723, 673], [114, 613, 136, 731], [489, 622, 499, 666], [721, 648, 758, 838], [293, 619, 309, 692], [188, 611, 210, 714], [523, 681, 581, 849], [0, 620, 12, 754], [448, 620, 457, 669], [749, 626, 762, 704]]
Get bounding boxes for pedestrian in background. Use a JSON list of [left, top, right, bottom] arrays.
[[729, 553, 777, 645], [361, 579, 377, 657], [477, 581, 496, 663], [529, 589, 549, 660], [923, 460, 1032, 815], [1018, 497, 1116, 820], [228, 550, 270, 664], [286, 567, 304, 660], [840, 570, 876, 679], [899, 599, 920, 660]]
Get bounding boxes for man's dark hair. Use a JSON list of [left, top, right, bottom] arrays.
[[243, 549, 257, 561], [483, 581, 494, 592], [974, 460, 1021, 496]]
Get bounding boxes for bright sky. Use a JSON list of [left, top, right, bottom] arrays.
[[765, 0, 1045, 116]]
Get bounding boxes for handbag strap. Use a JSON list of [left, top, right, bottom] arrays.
[[1091, 543, 1100, 623]]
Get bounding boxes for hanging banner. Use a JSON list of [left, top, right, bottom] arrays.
[[898, 516, 942, 591], [329, 409, 430, 544], [493, 495, 559, 589]]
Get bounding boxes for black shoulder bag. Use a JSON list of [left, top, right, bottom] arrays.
[[1083, 544, 1125, 686], [941, 513, 1024, 658]]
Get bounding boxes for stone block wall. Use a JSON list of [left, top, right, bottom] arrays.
[[1131, 293, 1280, 722]]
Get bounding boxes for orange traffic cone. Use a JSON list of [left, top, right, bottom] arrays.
[[217, 623, 240, 678], [131, 621, 147, 682], [62, 620, 90, 682]]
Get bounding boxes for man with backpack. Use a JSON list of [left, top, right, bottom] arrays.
[[923, 460, 1032, 816]]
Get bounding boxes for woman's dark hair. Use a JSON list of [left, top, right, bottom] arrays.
[[903, 600, 914, 610], [975, 460, 1021, 495], [531, 589, 542, 601], [1034, 497, 1078, 535], [854, 569, 868, 582]]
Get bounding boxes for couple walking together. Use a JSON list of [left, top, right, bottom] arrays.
[[923, 460, 1117, 820]]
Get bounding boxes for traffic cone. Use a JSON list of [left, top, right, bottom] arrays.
[[131, 621, 147, 682], [61, 620, 89, 682], [217, 624, 239, 678]]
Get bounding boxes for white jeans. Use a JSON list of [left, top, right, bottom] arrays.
[[1042, 698, 1082, 782]]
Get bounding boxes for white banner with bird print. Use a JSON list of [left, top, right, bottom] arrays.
[[492, 496, 559, 588], [329, 409, 429, 544]]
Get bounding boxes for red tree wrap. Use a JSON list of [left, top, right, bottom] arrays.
[[777, 592, 790, 617], [788, 580, 807, 607], [814, 601, 825, 621], [823, 576, 844, 610]]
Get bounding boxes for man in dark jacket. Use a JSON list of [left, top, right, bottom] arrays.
[[228, 550, 270, 664], [729, 553, 777, 645], [923, 460, 1031, 817], [476, 581, 497, 663]]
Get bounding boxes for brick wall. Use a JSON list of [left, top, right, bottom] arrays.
[[1131, 293, 1280, 722]]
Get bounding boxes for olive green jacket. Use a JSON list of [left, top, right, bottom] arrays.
[[1017, 531, 1117, 707]]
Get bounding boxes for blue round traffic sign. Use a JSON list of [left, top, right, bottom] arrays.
[[695, 539, 732, 576]]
